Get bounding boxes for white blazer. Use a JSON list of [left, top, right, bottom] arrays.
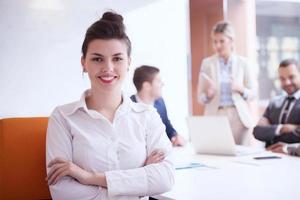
[[197, 54, 256, 128]]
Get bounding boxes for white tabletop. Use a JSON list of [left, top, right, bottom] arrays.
[[153, 145, 300, 200]]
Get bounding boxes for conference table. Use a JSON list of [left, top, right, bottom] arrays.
[[153, 144, 300, 200]]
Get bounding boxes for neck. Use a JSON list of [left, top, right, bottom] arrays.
[[86, 87, 122, 118], [220, 52, 231, 62], [137, 91, 155, 105]]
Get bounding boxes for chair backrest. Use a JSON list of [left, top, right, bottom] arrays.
[[0, 117, 51, 199]]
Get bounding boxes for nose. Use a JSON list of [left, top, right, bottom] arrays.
[[101, 60, 114, 72], [214, 42, 222, 50], [284, 79, 292, 85]]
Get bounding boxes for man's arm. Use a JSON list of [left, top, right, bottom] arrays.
[[276, 127, 300, 143], [156, 98, 177, 140], [267, 142, 300, 156], [155, 98, 185, 146], [253, 102, 300, 144], [253, 103, 280, 143]]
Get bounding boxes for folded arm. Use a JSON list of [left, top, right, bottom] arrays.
[[46, 109, 105, 199], [253, 117, 300, 144], [105, 109, 175, 197], [47, 108, 174, 199], [253, 117, 279, 142]]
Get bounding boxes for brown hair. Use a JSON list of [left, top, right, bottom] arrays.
[[133, 65, 160, 92], [279, 58, 298, 68], [81, 11, 131, 58], [211, 21, 235, 40]]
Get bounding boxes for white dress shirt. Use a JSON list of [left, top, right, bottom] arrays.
[[46, 90, 175, 200]]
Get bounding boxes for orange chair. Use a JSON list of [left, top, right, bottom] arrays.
[[0, 117, 51, 200]]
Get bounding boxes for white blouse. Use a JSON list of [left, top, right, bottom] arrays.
[[46, 90, 175, 200]]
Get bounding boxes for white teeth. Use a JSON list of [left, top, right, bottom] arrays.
[[100, 76, 114, 81]]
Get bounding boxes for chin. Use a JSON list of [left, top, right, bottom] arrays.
[[286, 90, 296, 95]]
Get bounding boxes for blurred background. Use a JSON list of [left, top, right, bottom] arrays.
[[1, 0, 299, 140]]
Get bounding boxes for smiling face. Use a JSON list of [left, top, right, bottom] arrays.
[[279, 64, 300, 95], [212, 33, 233, 59], [81, 39, 130, 93]]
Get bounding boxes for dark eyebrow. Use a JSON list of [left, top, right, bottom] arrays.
[[91, 53, 104, 57], [112, 53, 124, 56], [90, 53, 124, 57]]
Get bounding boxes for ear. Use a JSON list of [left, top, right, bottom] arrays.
[[142, 81, 151, 90], [81, 56, 87, 72]]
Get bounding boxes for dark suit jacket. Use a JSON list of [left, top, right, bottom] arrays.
[[253, 95, 300, 147], [130, 95, 177, 140]]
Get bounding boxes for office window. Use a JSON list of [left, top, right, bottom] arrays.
[[256, 0, 300, 100]]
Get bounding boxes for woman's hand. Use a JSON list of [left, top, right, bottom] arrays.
[[205, 85, 216, 100], [231, 77, 244, 95], [201, 73, 216, 99], [47, 157, 96, 186], [144, 149, 165, 166]]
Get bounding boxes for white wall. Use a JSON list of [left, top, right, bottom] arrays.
[[0, 0, 190, 138]]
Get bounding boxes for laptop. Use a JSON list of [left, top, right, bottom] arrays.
[[187, 116, 262, 156]]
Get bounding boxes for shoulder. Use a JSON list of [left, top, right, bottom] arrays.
[[268, 95, 285, 107], [155, 97, 165, 105], [202, 55, 218, 65], [50, 101, 79, 118], [200, 55, 218, 73]]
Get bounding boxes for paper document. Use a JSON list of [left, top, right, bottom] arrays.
[[175, 162, 218, 170]]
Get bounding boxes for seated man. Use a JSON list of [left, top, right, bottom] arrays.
[[131, 65, 185, 146], [253, 58, 300, 147]]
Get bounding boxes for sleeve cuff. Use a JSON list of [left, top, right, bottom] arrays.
[[275, 125, 282, 136], [282, 144, 288, 154], [201, 94, 212, 104], [105, 168, 148, 197]]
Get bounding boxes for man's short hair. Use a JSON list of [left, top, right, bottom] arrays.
[[133, 65, 160, 92], [279, 58, 298, 68]]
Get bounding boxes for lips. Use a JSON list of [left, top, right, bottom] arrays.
[[98, 74, 118, 84]]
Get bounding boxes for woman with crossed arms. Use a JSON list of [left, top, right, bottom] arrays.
[[46, 11, 174, 200]]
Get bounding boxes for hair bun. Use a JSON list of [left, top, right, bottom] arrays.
[[81, 11, 131, 57], [102, 11, 123, 24]]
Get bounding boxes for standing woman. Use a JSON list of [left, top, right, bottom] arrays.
[[46, 12, 174, 200], [197, 21, 256, 145]]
